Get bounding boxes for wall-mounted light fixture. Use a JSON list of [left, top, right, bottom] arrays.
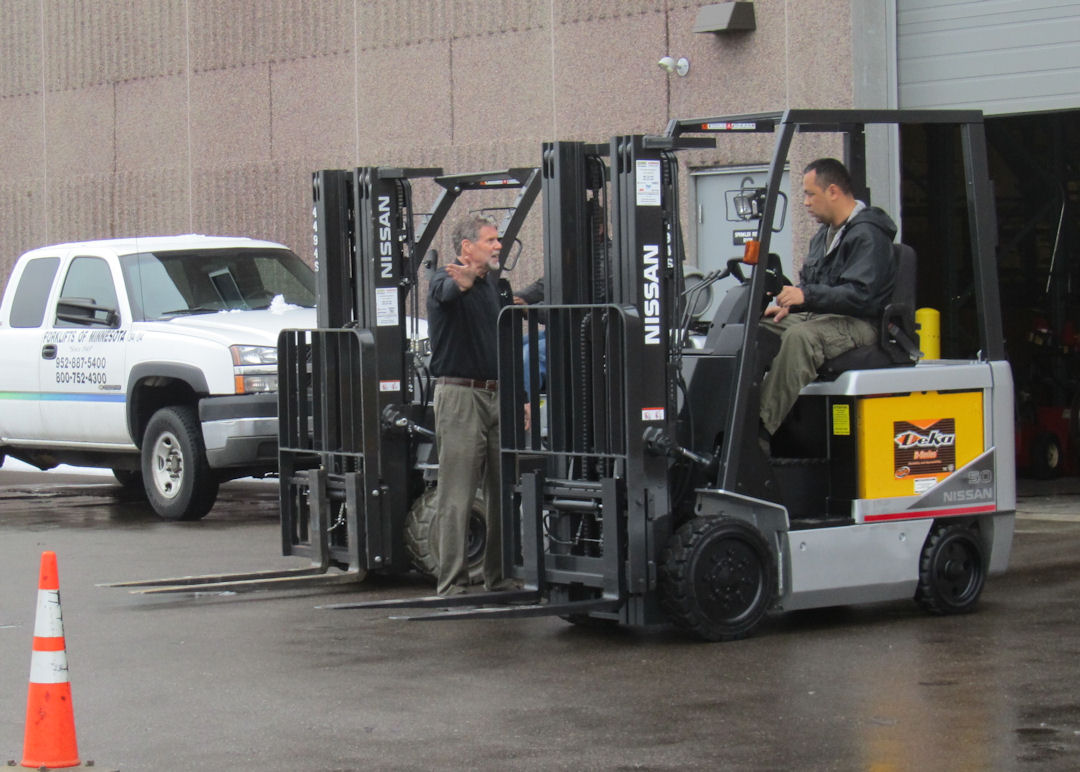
[[658, 56, 690, 77], [693, 1, 756, 33]]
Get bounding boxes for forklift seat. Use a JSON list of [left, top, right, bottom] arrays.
[[817, 243, 920, 380]]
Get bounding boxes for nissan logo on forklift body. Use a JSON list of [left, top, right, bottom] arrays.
[[378, 195, 394, 279], [643, 243, 661, 344]]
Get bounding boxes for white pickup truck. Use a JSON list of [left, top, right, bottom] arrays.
[[0, 235, 317, 520]]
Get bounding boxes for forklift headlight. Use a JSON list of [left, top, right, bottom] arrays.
[[410, 337, 431, 357], [230, 345, 278, 366]]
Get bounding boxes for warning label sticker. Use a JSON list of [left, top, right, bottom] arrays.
[[893, 418, 956, 479]]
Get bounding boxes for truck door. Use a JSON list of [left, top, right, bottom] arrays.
[[0, 256, 61, 442], [38, 255, 129, 445]]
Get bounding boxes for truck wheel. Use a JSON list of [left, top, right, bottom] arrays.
[[915, 523, 985, 615], [141, 406, 219, 521], [660, 517, 775, 641], [404, 486, 486, 584], [112, 468, 143, 489]]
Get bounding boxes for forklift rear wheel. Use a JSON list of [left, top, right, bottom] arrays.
[[915, 523, 986, 615], [660, 517, 775, 642], [404, 486, 487, 585]]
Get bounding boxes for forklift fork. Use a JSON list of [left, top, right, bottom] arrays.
[[318, 589, 620, 622]]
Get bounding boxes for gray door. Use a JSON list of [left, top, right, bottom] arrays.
[[692, 166, 793, 322], [898, 0, 1080, 114]]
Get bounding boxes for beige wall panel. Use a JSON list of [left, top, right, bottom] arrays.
[[271, 54, 355, 165], [452, 0, 549, 37], [44, 0, 114, 90], [355, 41, 453, 154], [43, 1, 184, 90], [46, 173, 115, 244], [357, 0, 452, 49], [785, 0, 853, 109], [44, 1, 186, 90], [43, 85, 115, 178], [0, 0, 42, 98], [0, 181, 47, 292], [112, 166, 190, 238], [189, 161, 310, 253], [190, 0, 352, 70], [452, 27, 554, 145], [189, 65, 271, 166], [555, 0, 665, 25], [667, 1, 789, 123], [0, 94, 44, 179], [115, 76, 188, 170], [552, 11, 668, 138], [110, 0, 187, 83]]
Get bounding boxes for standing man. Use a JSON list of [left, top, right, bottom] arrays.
[[428, 214, 508, 595], [759, 158, 897, 444]]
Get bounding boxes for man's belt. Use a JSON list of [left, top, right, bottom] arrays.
[[436, 376, 498, 392]]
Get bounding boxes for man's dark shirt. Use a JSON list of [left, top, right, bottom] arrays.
[[428, 261, 500, 380]]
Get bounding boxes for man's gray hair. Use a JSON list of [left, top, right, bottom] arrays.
[[451, 213, 499, 256]]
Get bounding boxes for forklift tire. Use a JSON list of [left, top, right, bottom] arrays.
[[404, 486, 487, 585], [1029, 431, 1063, 480], [915, 523, 986, 615], [660, 516, 775, 642], [141, 406, 219, 521]]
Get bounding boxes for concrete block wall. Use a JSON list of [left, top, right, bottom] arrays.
[[0, 0, 864, 297]]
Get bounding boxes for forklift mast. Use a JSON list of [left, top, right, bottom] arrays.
[[499, 136, 701, 620], [280, 165, 539, 575]]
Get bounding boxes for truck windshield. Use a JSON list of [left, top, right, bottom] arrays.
[[119, 248, 316, 320]]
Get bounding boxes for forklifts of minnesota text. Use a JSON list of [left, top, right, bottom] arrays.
[[329, 108, 1015, 642], [107, 165, 540, 593]]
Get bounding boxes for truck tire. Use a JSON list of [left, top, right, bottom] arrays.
[[660, 516, 775, 641], [141, 405, 219, 521], [112, 468, 143, 489], [404, 486, 486, 584], [915, 523, 985, 615]]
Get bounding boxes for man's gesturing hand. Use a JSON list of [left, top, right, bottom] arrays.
[[446, 261, 482, 292]]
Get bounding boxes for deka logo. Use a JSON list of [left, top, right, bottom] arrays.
[[894, 428, 956, 448]]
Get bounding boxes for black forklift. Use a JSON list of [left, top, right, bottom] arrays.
[[333, 109, 1015, 641], [108, 165, 539, 593]]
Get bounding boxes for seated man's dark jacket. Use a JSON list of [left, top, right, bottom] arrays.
[[797, 206, 897, 320]]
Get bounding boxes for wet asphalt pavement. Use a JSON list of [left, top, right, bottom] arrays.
[[2, 466, 1080, 771]]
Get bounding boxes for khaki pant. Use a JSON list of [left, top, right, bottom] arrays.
[[759, 312, 877, 435], [433, 383, 503, 594]]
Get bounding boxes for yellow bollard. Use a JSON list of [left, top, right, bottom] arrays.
[[915, 307, 940, 359]]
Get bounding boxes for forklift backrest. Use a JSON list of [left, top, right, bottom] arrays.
[[818, 243, 919, 378]]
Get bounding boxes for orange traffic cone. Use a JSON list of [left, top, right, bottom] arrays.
[[21, 550, 80, 769]]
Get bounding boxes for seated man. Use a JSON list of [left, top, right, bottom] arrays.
[[759, 158, 897, 447]]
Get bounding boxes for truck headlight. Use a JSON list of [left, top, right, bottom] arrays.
[[230, 345, 277, 365], [231, 346, 278, 393], [235, 373, 279, 393]]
